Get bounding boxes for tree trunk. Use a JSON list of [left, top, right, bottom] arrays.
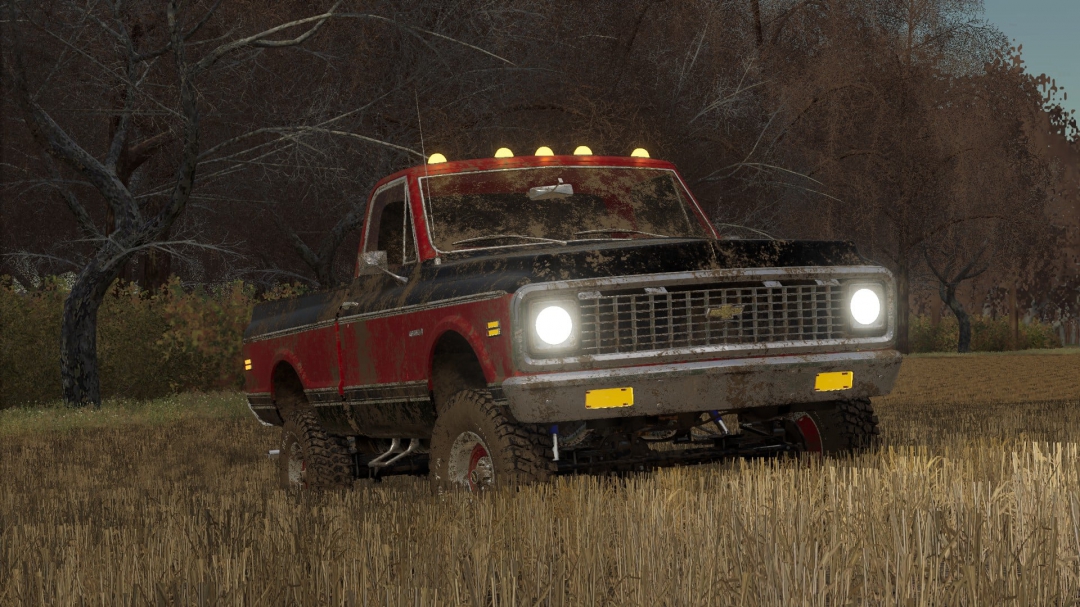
[[1009, 282, 1019, 350], [140, 228, 172, 291], [315, 257, 337, 290], [895, 263, 910, 353], [941, 284, 971, 353], [60, 262, 121, 407]]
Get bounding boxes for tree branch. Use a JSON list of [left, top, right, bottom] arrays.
[[5, 28, 139, 233], [270, 211, 321, 270], [39, 152, 100, 239], [192, 1, 343, 74]]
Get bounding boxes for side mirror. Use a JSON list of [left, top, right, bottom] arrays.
[[358, 250, 409, 284], [361, 250, 388, 272]]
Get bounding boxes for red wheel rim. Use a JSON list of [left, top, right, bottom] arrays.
[[467, 443, 489, 491], [795, 414, 822, 453]]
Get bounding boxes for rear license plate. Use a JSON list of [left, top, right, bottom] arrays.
[[585, 387, 634, 409], [815, 372, 853, 392]]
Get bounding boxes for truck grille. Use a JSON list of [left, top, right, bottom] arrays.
[[578, 283, 845, 355]]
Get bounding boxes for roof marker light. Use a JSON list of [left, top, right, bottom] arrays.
[[631, 148, 650, 158], [573, 145, 592, 156], [427, 153, 447, 164], [534, 146, 554, 156], [494, 147, 514, 158]]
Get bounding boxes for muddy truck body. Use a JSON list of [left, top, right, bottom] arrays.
[[242, 152, 901, 490]]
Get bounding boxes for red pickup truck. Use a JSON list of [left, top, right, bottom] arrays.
[[242, 149, 901, 491]]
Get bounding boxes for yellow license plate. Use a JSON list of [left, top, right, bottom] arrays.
[[815, 372, 853, 392], [585, 387, 634, 409]]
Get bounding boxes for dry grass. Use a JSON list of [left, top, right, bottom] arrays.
[[3, 353, 1080, 606]]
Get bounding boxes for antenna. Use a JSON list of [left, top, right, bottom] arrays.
[[415, 90, 427, 167], [415, 91, 439, 263]]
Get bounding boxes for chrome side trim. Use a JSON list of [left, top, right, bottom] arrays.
[[509, 266, 896, 372], [306, 381, 430, 408], [244, 291, 506, 343]]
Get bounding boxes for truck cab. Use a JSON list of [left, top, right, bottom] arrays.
[[242, 148, 901, 491]]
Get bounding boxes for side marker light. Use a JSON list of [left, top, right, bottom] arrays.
[[534, 146, 554, 156], [494, 147, 514, 158], [487, 320, 501, 337], [427, 153, 447, 164], [244, 359, 253, 371], [630, 148, 650, 158], [573, 145, 592, 156]]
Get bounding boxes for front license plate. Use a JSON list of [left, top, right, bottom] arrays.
[[815, 371, 853, 392], [585, 387, 634, 409]]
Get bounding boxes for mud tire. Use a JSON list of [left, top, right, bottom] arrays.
[[790, 398, 880, 454], [278, 408, 354, 490], [429, 389, 554, 492]]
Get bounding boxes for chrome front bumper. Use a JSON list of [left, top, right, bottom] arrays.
[[501, 349, 902, 423]]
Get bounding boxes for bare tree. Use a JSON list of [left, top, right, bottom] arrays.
[[2, 0, 348, 407]]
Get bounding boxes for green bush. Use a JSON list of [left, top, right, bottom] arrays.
[[0, 276, 67, 407], [0, 276, 306, 408], [908, 314, 1062, 353]]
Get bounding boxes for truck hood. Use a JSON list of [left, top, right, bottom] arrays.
[[244, 238, 869, 342], [432, 238, 865, 286]]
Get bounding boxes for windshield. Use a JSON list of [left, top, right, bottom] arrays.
[[419, 166, 709, 253]]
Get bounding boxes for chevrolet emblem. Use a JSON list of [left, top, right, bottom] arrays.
[[707, 304, 744, 320]]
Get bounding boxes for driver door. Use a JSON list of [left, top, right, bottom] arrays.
[[338, 180, 426, 428]]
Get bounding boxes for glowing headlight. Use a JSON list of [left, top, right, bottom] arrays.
[[535, 305, 573, 345], [850, 288, 881, 326]]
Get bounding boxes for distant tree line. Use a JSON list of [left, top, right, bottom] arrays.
[[2, 0, 1077, 405]]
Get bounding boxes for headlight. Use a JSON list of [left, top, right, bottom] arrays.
[[847, 284, 885, 329], [535, 305, 573, 345], [529, 301, 578, 352], [850, 289, 881, 325]]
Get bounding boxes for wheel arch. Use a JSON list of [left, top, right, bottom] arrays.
[[428, 325, 494, 414], [270, 354, 310, 421]]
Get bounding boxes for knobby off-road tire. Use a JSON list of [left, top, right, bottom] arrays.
[[789, 398, 880, 454], [429, 389, 555, 492], [278, 408, 354, 490]]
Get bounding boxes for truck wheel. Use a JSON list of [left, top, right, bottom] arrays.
[[787, 398, 880, 454], [278, 408, 354, 490], [429, 389, 554, 491]]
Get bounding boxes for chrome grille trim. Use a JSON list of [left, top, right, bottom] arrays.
[[509, 266, 896, 372], [578, 283, 844, 355]]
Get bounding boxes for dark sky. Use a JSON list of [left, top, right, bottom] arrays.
[[983, 0, 1079, 120]]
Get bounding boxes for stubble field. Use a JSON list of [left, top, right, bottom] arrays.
[[2, 351, 1080, 606]]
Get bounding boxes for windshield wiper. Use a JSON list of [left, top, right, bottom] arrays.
[[452, 234, 568, 247], [572, 229, 676, 239]]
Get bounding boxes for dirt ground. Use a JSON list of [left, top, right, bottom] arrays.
[[879, 349, 1080, 408]]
